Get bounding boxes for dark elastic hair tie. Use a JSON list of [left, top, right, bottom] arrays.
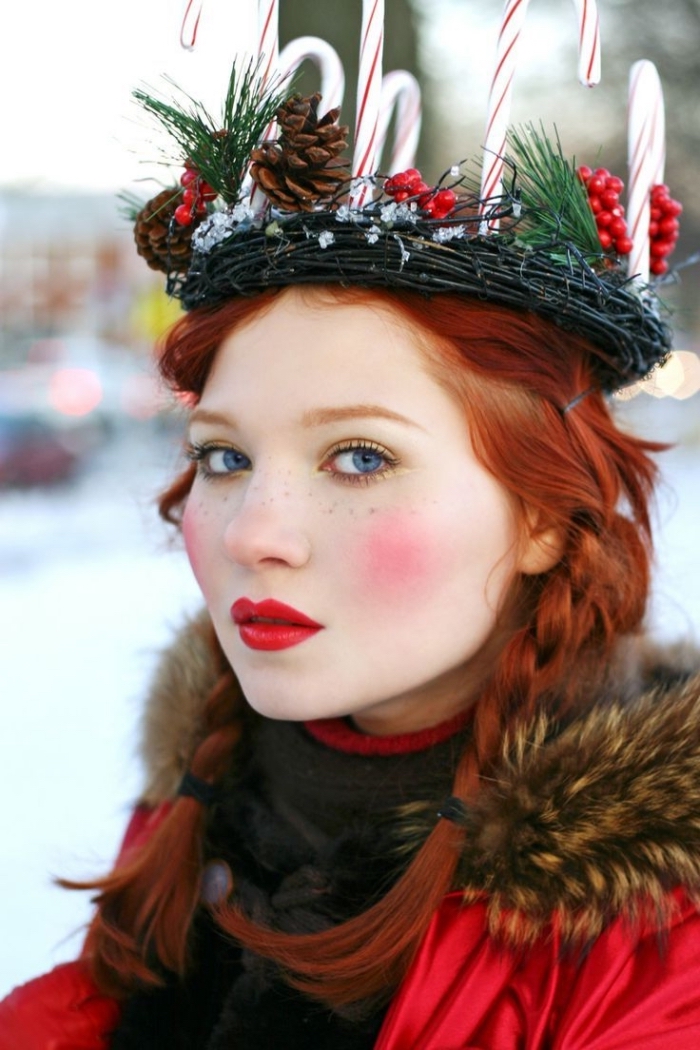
[[177, 771, 219, 806], [437, 796, 469, 826], [561, 387, 596, 415]]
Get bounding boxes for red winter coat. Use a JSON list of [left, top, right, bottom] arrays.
[[4, 622, 700, 1049], [4, 886, 700, 1049]]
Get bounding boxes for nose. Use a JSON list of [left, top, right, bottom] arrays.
[[222, 476, 311, 570]]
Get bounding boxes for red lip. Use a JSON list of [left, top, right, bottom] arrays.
[[230, 598, 323, 651]]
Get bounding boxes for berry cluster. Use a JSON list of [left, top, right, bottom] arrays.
[[649, 184, 682, 277], [174, 160, 218, 226], [384, 168, 457, 220], [577, 165, 633, 257]]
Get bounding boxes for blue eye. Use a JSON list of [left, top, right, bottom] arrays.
[[324, 441, 399, 484], [336, 448, 387, 474], [187, 442, 251, 477]]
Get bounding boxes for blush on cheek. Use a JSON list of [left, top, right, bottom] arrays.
[[356, 512, 442, 601]]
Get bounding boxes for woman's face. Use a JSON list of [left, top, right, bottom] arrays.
[[183, 289, 540, 735]]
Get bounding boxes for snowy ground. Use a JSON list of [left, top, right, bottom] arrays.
[[1, 401, 698, 997]]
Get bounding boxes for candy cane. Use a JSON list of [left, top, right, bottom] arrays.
[[179, 0, 203, 50], [277, 36, 345, 113], [376, 70, 422, 174], [480, 0, 601, 223], [249, 0, 281, 208], [627, 60, 665, 284], [350, 0, 385, 208], [258, 0, 279, 88]]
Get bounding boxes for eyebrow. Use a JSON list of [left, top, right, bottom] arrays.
[[301, 405, 422, 429], [189, 404, 423, 430]]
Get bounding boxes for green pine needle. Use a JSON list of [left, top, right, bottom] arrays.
[[133, 59, 290, 205], [506, 123, 601, 257]]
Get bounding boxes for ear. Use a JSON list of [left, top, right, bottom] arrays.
[[517, 510, 565, 576]]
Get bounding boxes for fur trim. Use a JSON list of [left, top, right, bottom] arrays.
[[138, 610, 219, 805], [137, 612, 700, 941], [458, 668, 700, 944]]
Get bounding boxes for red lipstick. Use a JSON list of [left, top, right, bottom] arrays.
[[230, 598, 323, 651]]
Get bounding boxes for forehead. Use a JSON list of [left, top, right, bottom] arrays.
[[201, 289, 441, 408]]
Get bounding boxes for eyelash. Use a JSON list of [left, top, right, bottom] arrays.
[[185, 439, 400, 486]]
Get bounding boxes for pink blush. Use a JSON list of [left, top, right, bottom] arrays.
[[357, 512, 440, 600]]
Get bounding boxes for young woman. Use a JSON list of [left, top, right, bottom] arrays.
[[2, 53, 699, 1050]]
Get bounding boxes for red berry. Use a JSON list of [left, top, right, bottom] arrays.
[[198, 181, 218, 201], [180, 168, 198, 187], [589, 195, 602, 214], [434, 188, 457, 210], [182, 187, 197, 206], [663, 198, 683, 218], [650, 206, 663, 221], [650, 258, 669, 276], [587, 175, 606, 195], [393, 189, 409, 203], [598, 229, 613, 250], [594, 167, 610, 178], [650, 239, 673, 258], [659, 217, 679, 237], [606, 175, 625, 194], [649, 221, 659, 238], [600, 189, 620, 210], [195, 201, 208, 216], [174, 203, 194, 226], [609, 216, 628, 239], [614, 236, 633, 256], [596, 211, 613, 228], [651, 183, 669, 200], [577, 165, 593, 182]]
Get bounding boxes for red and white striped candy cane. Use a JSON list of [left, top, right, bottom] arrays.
[[277, 36, 345, 113], [180, 0, 204, 50], [627, 60, 665, 284], [480, 0, 601, 224], [249, 0, 280, 208], [257, 0, 279, 88], [376, 70, 422, 174], [349, 0, 385, 208]]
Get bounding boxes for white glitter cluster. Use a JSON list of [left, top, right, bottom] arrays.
[[318, 230, 335, 249], [191, 202, 257, 253], [431, 225, 467, 244]]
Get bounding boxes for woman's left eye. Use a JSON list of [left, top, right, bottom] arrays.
[[322, 442, 399, 484]]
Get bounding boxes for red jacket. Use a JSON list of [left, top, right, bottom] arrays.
[[3, 886, 700, 1050]]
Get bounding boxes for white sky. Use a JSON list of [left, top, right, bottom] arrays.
[[1, 0, 259, 191]]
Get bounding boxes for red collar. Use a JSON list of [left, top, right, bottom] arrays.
[[303, 707, 473, 756]]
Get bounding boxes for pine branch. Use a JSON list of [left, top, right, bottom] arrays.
[[133, 59, 290, 205], [506, 123, 600, 256]]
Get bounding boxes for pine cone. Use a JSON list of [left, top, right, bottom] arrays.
[[134, 189, 199, 274], [249, 93, 349, 212]]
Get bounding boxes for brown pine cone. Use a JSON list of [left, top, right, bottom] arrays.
[[249, 92, 349, 212], [134, 189, 200, 274]]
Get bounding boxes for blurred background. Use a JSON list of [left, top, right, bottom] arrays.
[[1, 0, 698, 996]]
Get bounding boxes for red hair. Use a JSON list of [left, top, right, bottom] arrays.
[[78, 287, 664, 1006]]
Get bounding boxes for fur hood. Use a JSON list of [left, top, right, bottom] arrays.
[[136, 611, 700, 944]]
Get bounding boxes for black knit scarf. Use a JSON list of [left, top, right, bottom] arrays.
[[110, 715, 467, 1049]]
